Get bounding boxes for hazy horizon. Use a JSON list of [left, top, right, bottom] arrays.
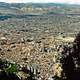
[[0, 0, 80, 4]]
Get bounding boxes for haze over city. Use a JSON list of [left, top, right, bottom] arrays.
[[0, 0, 80, 4]]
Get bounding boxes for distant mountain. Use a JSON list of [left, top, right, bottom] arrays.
[[0, 2, 79, 15], [0, 2, 79, 9]]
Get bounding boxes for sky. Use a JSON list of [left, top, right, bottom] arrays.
[[0, 0, 80, 4]]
